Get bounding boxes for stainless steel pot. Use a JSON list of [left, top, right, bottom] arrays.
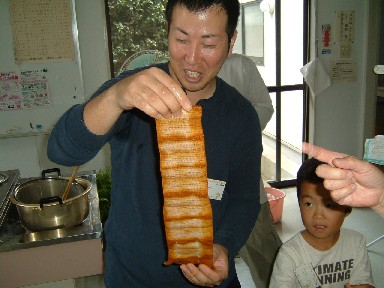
[[10, 168, 92, 232]]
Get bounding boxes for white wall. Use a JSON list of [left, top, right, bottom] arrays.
[[309, 0, 379, 157], [0, 0, 111, 177]]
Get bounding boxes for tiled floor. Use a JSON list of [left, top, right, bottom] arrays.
[[236, 187, 384, 287]]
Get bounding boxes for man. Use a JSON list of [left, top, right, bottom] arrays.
[[48, 1, 262, 287]]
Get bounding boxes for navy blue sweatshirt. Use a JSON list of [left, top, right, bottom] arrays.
[[48, 63, 262, 287]]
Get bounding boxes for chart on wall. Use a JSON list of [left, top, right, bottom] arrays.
[[0, 0, 84, 138]]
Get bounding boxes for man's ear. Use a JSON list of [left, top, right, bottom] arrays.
[[228, 30, 238, 56]]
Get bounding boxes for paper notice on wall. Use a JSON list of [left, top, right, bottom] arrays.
[[0, 69, 50, 111], [337, 10, 355, 45], [8, 0, 74, 64], [331, 60, 356, 83]]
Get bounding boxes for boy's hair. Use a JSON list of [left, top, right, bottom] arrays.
[[296, 158, 325, 201], [296, 157, 352, 213], [165, 0, 240, 49]]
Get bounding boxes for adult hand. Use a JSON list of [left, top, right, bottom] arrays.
[[302, 142, 384, 216], [180, 244, 229, 287], [112, 67, 192, 119], [83, 67, 192, 135]]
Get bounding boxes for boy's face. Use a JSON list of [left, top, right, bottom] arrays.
[[299, 181, 348, 245], [167, 4, 236, 99]]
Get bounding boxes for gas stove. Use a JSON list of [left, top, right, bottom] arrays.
[[0, 169, 20, 229], [0, 170, 103, 252]]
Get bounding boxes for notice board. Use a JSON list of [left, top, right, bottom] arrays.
[[0, 0, 84, 138]]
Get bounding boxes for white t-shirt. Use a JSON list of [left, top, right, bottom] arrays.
[[270, 228, 375, 287]]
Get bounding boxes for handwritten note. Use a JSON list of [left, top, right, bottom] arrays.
[[8, 0, 74, 64]]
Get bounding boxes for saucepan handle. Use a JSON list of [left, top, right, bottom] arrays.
[[39, 196, 63, 208], [41, 168, 61, 178]]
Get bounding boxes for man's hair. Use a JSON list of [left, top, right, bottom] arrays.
[[165, 0, 240, 49], [296, 158, 326, 201]]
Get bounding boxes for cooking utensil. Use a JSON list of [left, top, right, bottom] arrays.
[[62, 166, 79, 201], [10, 168, 91, 232]]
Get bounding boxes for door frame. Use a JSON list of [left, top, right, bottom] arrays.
[[364, 0, 381, 139]]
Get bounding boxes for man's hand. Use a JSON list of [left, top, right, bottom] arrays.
[[180, 244, 229, 287], [112, 67, 192, 119], [83, 67, 192, 135], [302, 142, 384, 216]]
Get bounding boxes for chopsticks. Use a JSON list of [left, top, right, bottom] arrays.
[[62, 166, 79, 201]]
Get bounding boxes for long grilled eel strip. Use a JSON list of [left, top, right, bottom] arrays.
[[156, 106, 213, 268]]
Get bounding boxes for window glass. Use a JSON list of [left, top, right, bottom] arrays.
[[108, 0, 168, 76], [264, 91, 303, 181], [244, 3, 264, 64], [281, 0, 304, 85], [234, 1, 264, 65]]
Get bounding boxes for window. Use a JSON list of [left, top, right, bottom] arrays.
[[234, 1, 264, 65], [236, 0, 310, 187]]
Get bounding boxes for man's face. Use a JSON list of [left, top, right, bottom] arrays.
[[167, 4, 236, 99]]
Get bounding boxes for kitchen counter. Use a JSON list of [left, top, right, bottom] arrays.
[[0, 171, 104, 288]]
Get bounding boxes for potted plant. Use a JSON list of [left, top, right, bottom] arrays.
[[96, 167, 112, 225]]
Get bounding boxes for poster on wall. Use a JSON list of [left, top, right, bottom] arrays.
[[8, 0, 74, 64], [331, 60, 356, 83], [0, 0, 83, 138], [321, 24, 332, 55], [336, 10, 355, 58], [337, 10, 355, 44], [0, 69, 50, 111]]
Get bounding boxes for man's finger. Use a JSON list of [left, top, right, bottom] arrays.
[[302, 142, 347, 166]]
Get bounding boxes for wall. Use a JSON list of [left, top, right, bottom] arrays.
[[0, 0, 111, 177], [310, 0, 379, 157]]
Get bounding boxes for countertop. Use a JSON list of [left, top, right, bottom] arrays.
[[0, 171, 104, 288]]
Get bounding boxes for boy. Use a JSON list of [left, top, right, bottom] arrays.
[[270, 158, 375, 287]]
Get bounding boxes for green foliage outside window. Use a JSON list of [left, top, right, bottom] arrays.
[[108, 0, 168, 75]]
